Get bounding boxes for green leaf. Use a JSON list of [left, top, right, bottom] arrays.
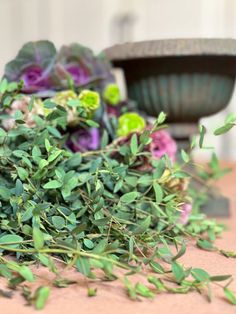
[[6, 261, 21, 272], [120, 191, 139, 203], [214, 123, 234, 136], [190, 135, 197, 149], [32, 145, 41, 162], [19, 266, 34, 282], [43, 180, 62, 189], [130, 134, 138, 155], [67, 99, 80, 107], [224, 287, 236, 305], [209, 152, 219, 172], [0, 78, 8, 94], [83, 239, 94, 249], [92, 239, 107, 254], [124, 176, 137, 187], [135, 282, 154, 298], [67, 152, 82, 168], [76, 257, 91, 276], [152, 159, 166, 179], [38, 254, 57, 273], [156, 111, 166, 125], [114, 179, 123, 193], [15, 179, 24, 196], [52, 216, 65, 230], [139, 129, 151, 145], [181, 149, 190, 163], [0, 186, 11, 201], [132, 216, 151, 234], [128, 237, 134, 260], [220, 250, 236, 258], [45, 139, 51, 152], [197, 239, 216, 251], [171, 262, 186, 283], [150, 261, 165, 274], [0, 234, 23, 249], [33, 228, 44, 250], [100, 130, 109, 149], [0, 264, 12, 279], [148, 276, 166, 291], [17, 167, 29, 181], [34, 286, 50, 310], [87, 287, 97, 297], [191, 268, 210, 282], [47, 126, 62, 138], [39, 159, 49, 170], [174, 171, 190, 178], [43, 99, 57, 109], [199, 125, 206, 148], [137, 175, 153, 186], [153, 182, 163, 203], [86, 120, 99, 128], [225, 113, 236, 124], [48, 150, 62, 163], [172, 242, 186, 261], [7, 82, 18, 92], [210, 275, 231, 282], [0, 127, 7, 137], [124, 277, 137, 300]]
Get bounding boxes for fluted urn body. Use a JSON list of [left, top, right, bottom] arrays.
[[104, 39, 236, 122]]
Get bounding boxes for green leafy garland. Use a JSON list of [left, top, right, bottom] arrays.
[[0, 80, 235, 310]]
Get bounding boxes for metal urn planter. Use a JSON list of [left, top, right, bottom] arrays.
[[104, 39, 236, 122]]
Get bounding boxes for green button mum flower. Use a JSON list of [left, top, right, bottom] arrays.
[[117, 112, 146, 137], [79, 90, 100, 111], [103, 83, 121, 106]]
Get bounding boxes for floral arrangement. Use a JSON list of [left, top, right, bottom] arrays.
[[0, 41, 236, 310]]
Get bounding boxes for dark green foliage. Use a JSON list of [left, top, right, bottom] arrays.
[[0, 80, 235, 309]]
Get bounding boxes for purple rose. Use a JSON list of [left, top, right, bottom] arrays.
[[64, 64, 89, 85], [67, 128, 100, 152], [20, 66, 50, 92], [179, 203, 192, 225], [149, 130, 177, 163]]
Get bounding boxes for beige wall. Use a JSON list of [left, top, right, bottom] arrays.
[[1, 0, 236, 72], [0, 0, 236, 159]]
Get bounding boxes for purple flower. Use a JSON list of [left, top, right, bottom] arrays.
[[179, 203, 192, 225], [54, 43, 114, 89], [20, 66, 50, 91], [4, 41, 57, 93], [64, 64, 89, 85], [106, 104, 121, 117], [149, 130, 177, 163], [67, 128, 100, 152]]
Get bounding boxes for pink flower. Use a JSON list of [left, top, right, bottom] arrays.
[[179, 203, 192, 225], [149, 130, 177, 163]]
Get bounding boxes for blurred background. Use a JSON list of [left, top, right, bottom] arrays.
[[0, 0, 236, 159]]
